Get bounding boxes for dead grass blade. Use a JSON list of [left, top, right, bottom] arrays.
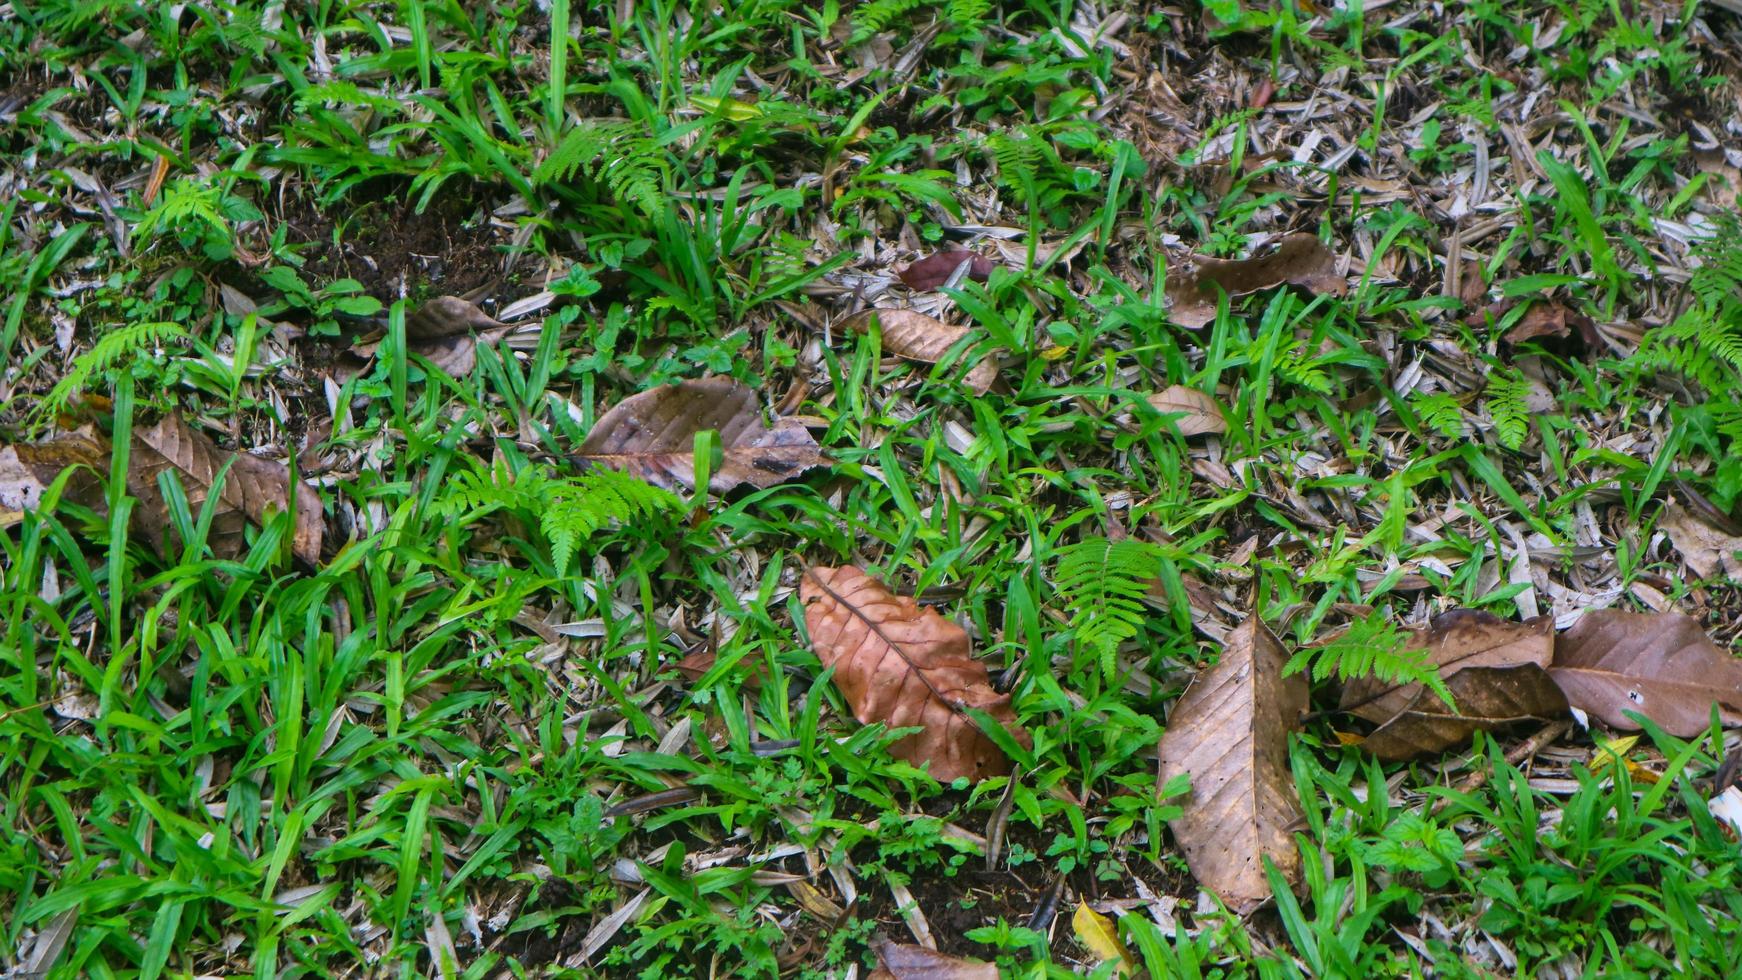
[[800, 565, 1026, 782]]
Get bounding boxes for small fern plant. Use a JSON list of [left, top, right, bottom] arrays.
[[1483, 369, 1532, 451], [1284, 616, 1456, 710], [31, 321, 188, 431], [533, 119, 667, 218], [1626, 227, 1742, 393], [1053, 536, 1171, 681], [437, 462, 682, 576]]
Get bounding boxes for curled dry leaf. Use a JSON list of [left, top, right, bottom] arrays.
[[1358, 665, 1568, 761], [573, 377, 826, 493], [1164, 234, 1345, 329], [898, 250, 996, 291], [868, 939, 998, 980], [132, 414, 325, 565], [800, 566, 1027, 783], [1145, 385, 1227, 438], [1157, 618, 1307, 913], [1341, 610, 1554, 726], [403, 295, 515, 376], [1549, 610, 1742, 736], [1498, 300, 1601, 358], [0, 430, 108, 520], [834, 309, 997, 394], [1660, 499, 1742, 581]]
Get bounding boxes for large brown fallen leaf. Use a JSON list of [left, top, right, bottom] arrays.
[[1157, 618, 1307, 913], [1549, 610, 1742, 736], [2, 421, 322, 564], [1497, 300, 1601, 358], [573, 377, 826, 493], [1145, 385, 1227, 438], [1357, 665, 1568, 761], [403, 295, 514, 376], [1164, 234, 1345, 329], [800, 566, 1027, 783], [868, 939, 998, 980], [834, 309, 997, 394], [1340, 610, 1554, 726], [898, 251, 996, 291], [131, 414, 325, 565]]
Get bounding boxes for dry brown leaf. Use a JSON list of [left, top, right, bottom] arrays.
[[1498, 301, 1600, 358], [1660, 500, 1742, 581], [1157, 618, 1307, 913], [800, 565, 1027, 782], [868, 939, 998, 980], [573, 377, 826, 493], [1145, 385, 1227, 438], [0, 430, 108, 519], [835, 309, 997, 394], [1549, 610, 1742, 736], [130, 415, 325, 565], [898, 251, 996, 291], [1164, 234, 1345, 329], [400, 295, 516, 376], [1358, 665, 1569, 761], [1341, 610, 1555, 725]]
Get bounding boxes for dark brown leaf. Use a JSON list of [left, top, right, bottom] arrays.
[[868, 939, 998, 980], [1549, 610, 1742, 736], [404, 295, 515, 376], [1499, 301, 1601, 358], [0, 430, 108, 519], [573, 378, 826, 493], [897, 251, 996, 291], [1358, 665, 1569, 761], [800, 565, 1027, 783], [130, 414, 324, 564], [1157, 618, 1307, 913], [834, 309, 997, 394], [1341, 610, 1554, 725], [1165, 234, 1345, 329]]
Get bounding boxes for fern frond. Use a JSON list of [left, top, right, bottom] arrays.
[[1484, 371, 1531, 451], [1054, 536, 1163, 680], [34, 321, 188, 425], [1283, 617, 1456, 710], [1410, 392, 1467, 439], [534, 119, 666, 217], [851, 0, 925, 41], [437, 463, 682, 575]]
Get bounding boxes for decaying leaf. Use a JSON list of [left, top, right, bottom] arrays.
[[867, 939, 998, 980], [800, 566, 1027, 782], [131, 414, 325, 565], [403, 295, 515, 376], [1341, 610, 1554, 726], [1157, 618, 1307, 913], [1498, 300, 1601, 358], [0, 430, 108, 518], [1549, 610, 1742, 736], [834, 309, 998, 394], [1072, 901, 1137, 976], [1358, 665, 1569, 761], [1660, 500, 1742, 581], [574, 377, 826, 493], [1145, 385, 1227, 437], [1164, 234, 1345, 329], [898, 251, 996, 291]]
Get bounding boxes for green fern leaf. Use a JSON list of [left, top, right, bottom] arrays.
[[1485, 372, 1531, 451], [1054, 536, 1163, 680]]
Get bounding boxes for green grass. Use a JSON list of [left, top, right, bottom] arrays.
[[4, 0, 1742, 977]]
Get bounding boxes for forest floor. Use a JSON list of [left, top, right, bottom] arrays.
[[4, 0, 1742, 977]]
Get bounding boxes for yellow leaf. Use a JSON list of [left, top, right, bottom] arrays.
[[1040, 345, 1070, 361], [1072, 901, 1136, 975], [1334, 730, 1365, 747], [1590, 735, 1639, 773], [691, 96, 761, 121]]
